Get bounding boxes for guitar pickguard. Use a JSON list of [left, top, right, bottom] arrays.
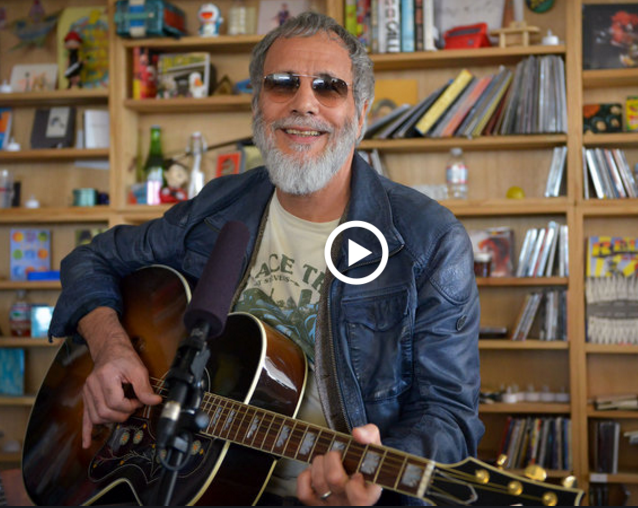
[[89, 417, 214, 484]]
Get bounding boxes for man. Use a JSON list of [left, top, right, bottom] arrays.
[[50, 12, 483, 506]]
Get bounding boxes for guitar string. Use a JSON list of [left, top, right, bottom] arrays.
[[146, 378, 551, 503]]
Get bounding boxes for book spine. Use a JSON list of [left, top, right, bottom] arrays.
[[423, 0, 436, 51], [345, 0, 358, 36], [400, 0, 415, 52], [381, 0, 401, 53], [370, 0, 379, 53], [415, 69, 473, 135], [414, 0, 424, 52]]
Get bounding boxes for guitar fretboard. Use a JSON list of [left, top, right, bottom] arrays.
[[198, 391, 434, 500]]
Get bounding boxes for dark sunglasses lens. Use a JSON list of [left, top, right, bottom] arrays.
[[312, 77, 348, 106], [264, 73, 299, 101]]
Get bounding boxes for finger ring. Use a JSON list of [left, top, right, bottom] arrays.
[[319, 490, 332, 500]]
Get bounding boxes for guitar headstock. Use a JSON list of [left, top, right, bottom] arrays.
[[424, 456, 584, 506]]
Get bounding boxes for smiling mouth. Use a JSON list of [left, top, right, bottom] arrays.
[[282, 128, 324, 137]]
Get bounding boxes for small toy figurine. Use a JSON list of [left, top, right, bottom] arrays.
[[160, 162, 189, 203], [198, 3, 223, 37], [64, 30, 83, 89]]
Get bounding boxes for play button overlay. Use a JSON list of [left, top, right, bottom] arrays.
[[325, 220, 389, 285], [348, 239, 372, 266]]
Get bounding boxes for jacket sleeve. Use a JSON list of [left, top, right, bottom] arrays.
[[49, 201, 193, 339], [379, 223, 484, 506]]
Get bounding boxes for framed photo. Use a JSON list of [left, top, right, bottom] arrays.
[[583, 4, 638, 70], [30, 107, 76, 149], [257, 0, 310, 34], [216, 151, 242, 178], [10, 64, 58, 92]]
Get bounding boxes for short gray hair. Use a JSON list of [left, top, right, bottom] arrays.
[[249, 12, 375, 134]]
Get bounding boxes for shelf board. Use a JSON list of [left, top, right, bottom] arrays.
[[0, 88, 109, 106], [583, 68, 638, 89], [476, 277, 568, 287], [0, 280, 61, 290], [587, 406, 638, 419], [446, 198, 569, 216], [578, 199, 638, 217], [0, 148, 109, 162], [0, 453, 21, 464], [586, 343, 638, 354], [479, 339, 568, 350], [0, 206, 112, 223], [589, 472, 638, 485], [0, 337, 62, 347], [359, 134, 567, 153], [0, 395, 36, 406], [122, 34, 263, 52], [582, 131, 638, 147], [124, 94, 252, 114], [480, 402, 571, 414], [116, 204, 173, 223], [371, 45, 566, 71]]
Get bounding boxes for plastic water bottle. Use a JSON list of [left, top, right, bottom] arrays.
[[446, 147, 468, 199]]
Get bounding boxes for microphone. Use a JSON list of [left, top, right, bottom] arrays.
[[156, 221, 250, 451]]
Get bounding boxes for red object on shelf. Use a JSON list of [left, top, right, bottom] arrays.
[[444, 23, 492, 49]]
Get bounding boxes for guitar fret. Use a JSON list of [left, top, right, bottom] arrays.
[[221, 402, 237, 438], [210, 398, 229, 437], [256, 412, 276, 450], [293, 425, 310, 460], [393, 455, 409, 491], [372, 449, 388, 484], [270, 415, 288, 454], [232, 404, 251, 443], [245, 409, 261, 445], [280, 420, 299, 458]]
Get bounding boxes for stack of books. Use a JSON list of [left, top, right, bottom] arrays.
[[583, 147, 638, 199], [517, 221, 568, 278], [510, 289, 567, 341], [497, 416, 572, 471], [594, 393, 638, 411], [593, 420, 621, 474], [364, 55, 567, 141]]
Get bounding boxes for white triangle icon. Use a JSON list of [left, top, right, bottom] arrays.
[[348, 239, 372, 267]]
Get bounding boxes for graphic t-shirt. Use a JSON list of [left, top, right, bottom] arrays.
[[234, 193, 338, 498]]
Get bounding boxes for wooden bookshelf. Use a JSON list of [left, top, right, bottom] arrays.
[[0, 396, 36, 407], [124, 95, 253, 114], [475, 277, 568, 287], [480, 403, 571, 414], [479, 340, 569, 350], [0, 148, 109, 162], [0, 281, 61, 290], [0, 206, 112, 224], [0, 88, 109, 106], [0, 337, 62, 347]]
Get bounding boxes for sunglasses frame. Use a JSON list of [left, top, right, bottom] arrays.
[[262, 72, 351, 107]]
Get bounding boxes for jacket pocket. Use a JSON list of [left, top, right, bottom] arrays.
[[342, 288, 412, 401]]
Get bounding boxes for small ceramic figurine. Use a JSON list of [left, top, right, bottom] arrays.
[[198, 3, 223, 37], [63, 30, 83, 89], [160, 162, 189, 203]]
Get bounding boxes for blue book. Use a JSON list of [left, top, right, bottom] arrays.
[[401, 0, 415, 52], [0, 348, 25, 396]]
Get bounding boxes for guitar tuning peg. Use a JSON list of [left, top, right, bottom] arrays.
[[524, 464, 547, 482], [561, 475, 577, 489], [496, 454, 508, 469]]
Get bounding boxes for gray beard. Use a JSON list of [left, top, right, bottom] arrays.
[[253, 111, 358, 195]]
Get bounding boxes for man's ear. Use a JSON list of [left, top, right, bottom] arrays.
[[357, 101, 370, 139]]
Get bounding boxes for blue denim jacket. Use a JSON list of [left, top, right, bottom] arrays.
[[50, 155, 483, 504]]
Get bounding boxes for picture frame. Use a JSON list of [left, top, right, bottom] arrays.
[[215, 151, 243, 178], [9, 64, 59, 92], [30, 107, 76, 149], [583, 4, 638, 70], [257, 0, 310, 35]]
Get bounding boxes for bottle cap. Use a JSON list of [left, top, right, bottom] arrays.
[[542, 29, 560, 46], [451, 147, 463, 157]]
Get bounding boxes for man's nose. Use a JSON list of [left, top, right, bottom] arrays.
[[288, 78, 320, 115]]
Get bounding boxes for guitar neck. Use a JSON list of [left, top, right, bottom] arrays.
[[199, 391, 434, 500]]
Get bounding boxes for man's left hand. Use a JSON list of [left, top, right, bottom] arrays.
[[297, 424, 384, 506]]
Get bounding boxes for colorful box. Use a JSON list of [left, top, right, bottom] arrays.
[[114, 0, 186, 38], [0, 348, 25, 396], [626, 96, 638, 131], [10, 228, 51, 281], [583, 103, 623, 133]]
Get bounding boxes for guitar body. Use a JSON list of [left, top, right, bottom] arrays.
[[22, 266, 307, 506]]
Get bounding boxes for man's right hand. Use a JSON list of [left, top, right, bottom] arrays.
[[78, 307, 162, 449]]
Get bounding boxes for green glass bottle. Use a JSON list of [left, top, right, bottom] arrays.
[[143, 125, 164, 205]]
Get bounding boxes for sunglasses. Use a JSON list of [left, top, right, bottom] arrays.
[[262, 72, 351, 108]]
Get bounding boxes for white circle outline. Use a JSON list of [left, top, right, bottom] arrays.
[[324, 220, 389, 285]]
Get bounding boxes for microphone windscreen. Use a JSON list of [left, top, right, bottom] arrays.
[[184, 221, 250, 337]]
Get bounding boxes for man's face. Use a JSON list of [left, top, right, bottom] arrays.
[[253, 33, 365, 195]]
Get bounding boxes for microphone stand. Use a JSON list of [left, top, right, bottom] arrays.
[[155, 320, 212, 506]]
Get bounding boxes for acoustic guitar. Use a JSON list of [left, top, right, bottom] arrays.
[[22, 266, 584, 506]]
